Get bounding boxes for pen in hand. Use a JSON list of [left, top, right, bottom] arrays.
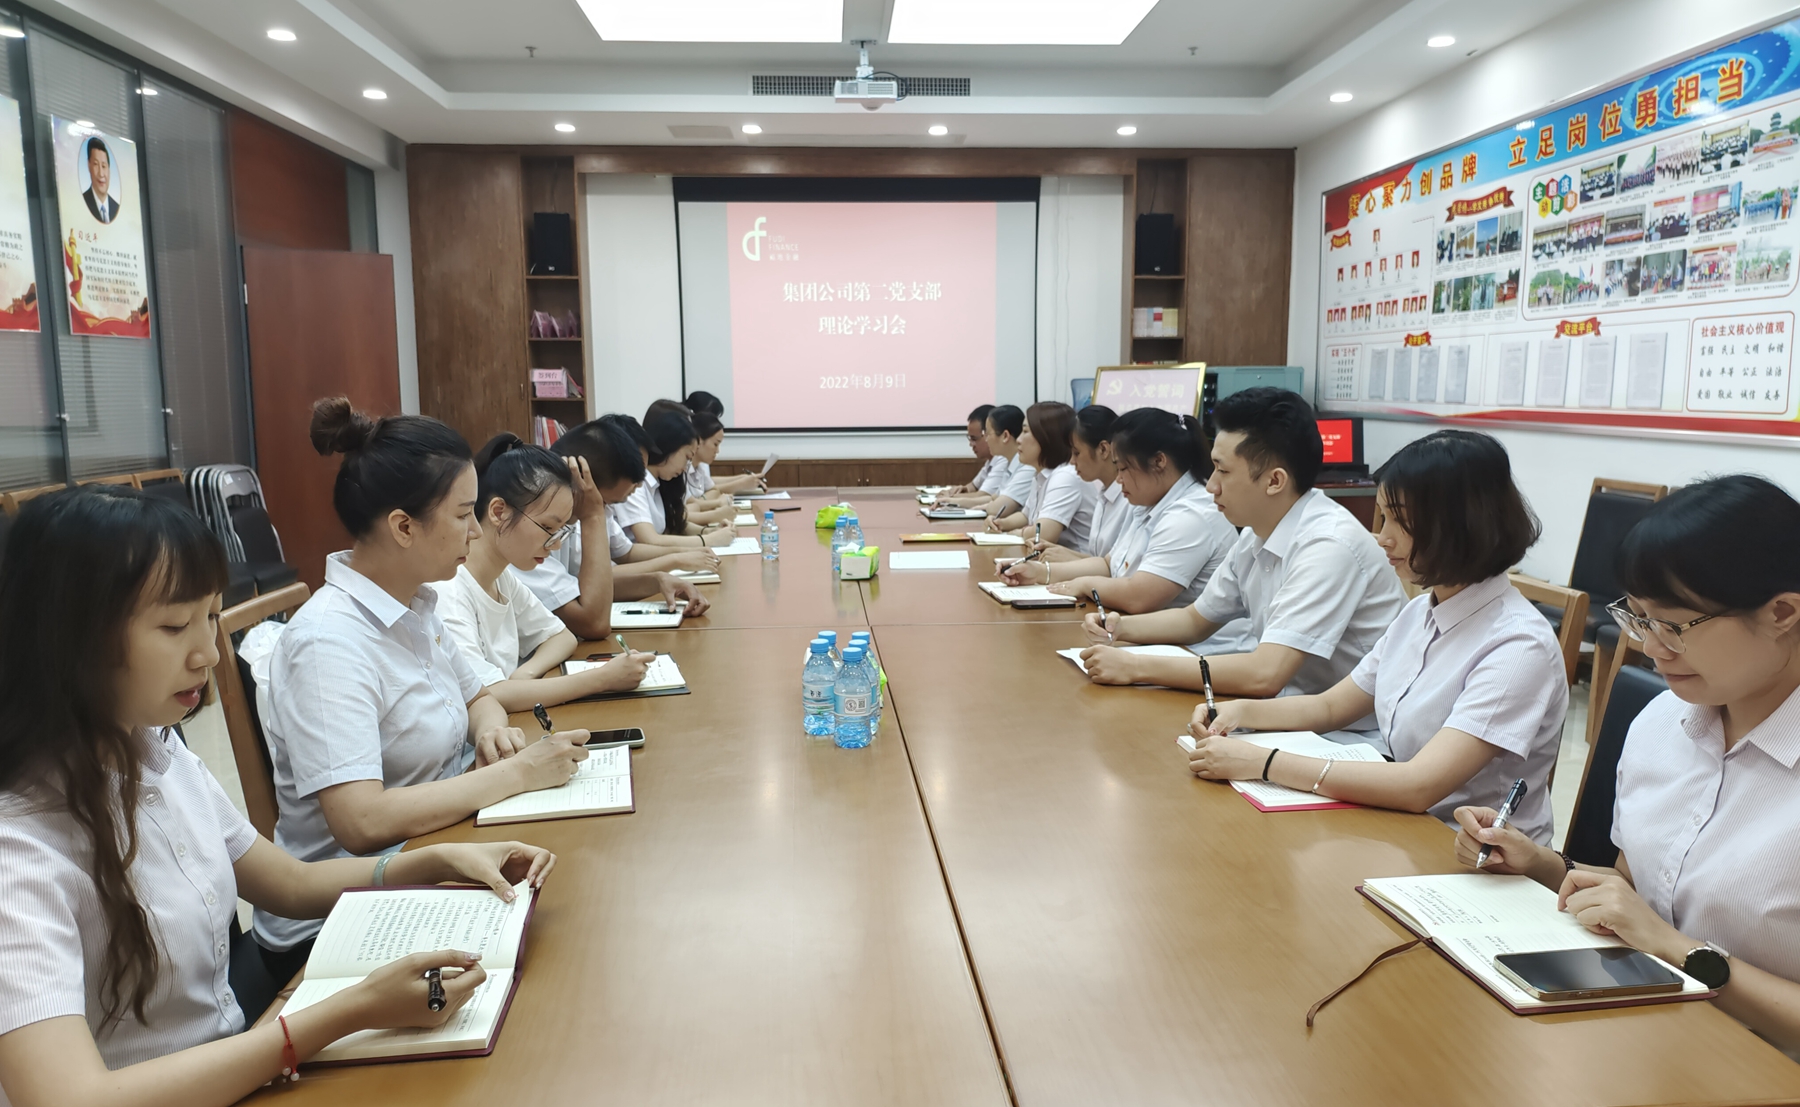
[[425, 967, 446, 1012], [1476, 778, 1528, 869], [532, 703, 554, 734], [1091, 590, 1113, 643], [614, 633, 631, 655]]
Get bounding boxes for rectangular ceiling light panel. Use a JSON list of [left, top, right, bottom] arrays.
[[887, 0, 1158, 44], [576, 0, 842, 42]]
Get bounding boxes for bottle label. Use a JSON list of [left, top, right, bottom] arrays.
[[835, 692, 871, 715], [803, 685, 833, 707]]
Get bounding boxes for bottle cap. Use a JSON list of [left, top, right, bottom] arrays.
[[842, 646, 864, 662], [809, 639, 829, 654], [819, 630, 838, 641]]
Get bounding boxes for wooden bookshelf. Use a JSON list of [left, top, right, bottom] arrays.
[[521, 155, 588, 442], [1127, 158, 1189, 364]]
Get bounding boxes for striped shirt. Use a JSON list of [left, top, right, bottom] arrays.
[[1614, 684, 1800, 990], [0, 728, 256, 1088]]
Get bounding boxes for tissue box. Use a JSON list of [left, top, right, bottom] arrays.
[[839, 545, 880, 579], [815, 503, 856, 529]]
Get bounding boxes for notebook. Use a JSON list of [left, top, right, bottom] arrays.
[[563, 653, 687, 693], [667, 569, 721, 584], [475, 743, 634, 825], [923, 507, 988, 520], [916, 485, 956, 494], [713, 536, 764, 556], [977, 581, 1077, 606], [733, 513, 757, 526], [971, 532, 1027, 546], [610, 601, 685, 629], [741, 490, 791, 500], [900, 532, 973, 542], [1055, 644, 1192, 682], [891, 550, 970, 570], [1360, 874, 1713, 1014], [1173, 730, 1386, 811], [282, 883, 536, 1063]]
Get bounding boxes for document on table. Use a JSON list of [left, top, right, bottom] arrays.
[[741, 490, 790, 500], [668, 569, 720, 584], [1056, 644, 1192, 675], [924, 507, 988, 520], [476, 744, 634, 825], [976, 581, 1076, 605], [713, 536, 764, 556], [971, 532, 1026, 546], [733, 513, 757, 526], [610, 601, 685, 628], [1173, 730, 1384, 811], [890, 550, 970, 570], [564, 653, 686, 692]]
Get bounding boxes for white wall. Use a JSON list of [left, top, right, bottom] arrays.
[[374, 157, 420, 414], [1288, 0, 1800, 581], [582, 173, 1124, 460]]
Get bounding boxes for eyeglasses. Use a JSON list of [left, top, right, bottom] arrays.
[[522, 514, 575, 550], [1605, 597, 1720, 655]]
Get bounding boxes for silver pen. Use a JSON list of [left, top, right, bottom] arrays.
[[1476, 778, 1528, 869]]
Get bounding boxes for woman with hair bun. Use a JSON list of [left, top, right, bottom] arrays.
[[254, 399, 593, 981]]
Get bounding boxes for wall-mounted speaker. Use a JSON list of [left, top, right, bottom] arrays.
[[529, 212, 574, 275], [1135, 213, 1178, 275]]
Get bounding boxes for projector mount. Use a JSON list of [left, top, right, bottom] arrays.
[[835, 40, 904, 109]]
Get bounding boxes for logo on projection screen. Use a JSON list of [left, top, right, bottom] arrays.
[[741, 216, 767, 261]]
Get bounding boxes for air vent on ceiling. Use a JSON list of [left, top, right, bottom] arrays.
[[750, 75, 970, 97]]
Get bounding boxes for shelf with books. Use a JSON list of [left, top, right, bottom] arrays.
[[521, 155, 590, 440]]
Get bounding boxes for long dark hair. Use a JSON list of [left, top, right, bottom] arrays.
[[0, 487, 228, 1029], [310, 396, 472, 537], [1108, 407, 1211, 481], [643, 410, 698, 534], [473, 433, 571, 526]]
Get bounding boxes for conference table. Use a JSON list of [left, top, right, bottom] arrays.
[[255, 488, 1800, 1107]]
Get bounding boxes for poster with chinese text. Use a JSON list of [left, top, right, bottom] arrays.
[[1318, 16, 1800, 438], [52, 116, 150, 339], [0, 95, 36, 332]]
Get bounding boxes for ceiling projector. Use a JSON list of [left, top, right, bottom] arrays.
[[836, 41, 899, 109]]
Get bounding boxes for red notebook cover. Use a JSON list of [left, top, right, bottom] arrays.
[[1235, 788, 1359, 813]]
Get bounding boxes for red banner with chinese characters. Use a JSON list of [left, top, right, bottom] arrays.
[[1403, 332, 1431, 346], [1322, 161, 1417, 233], [1443, 186, 1514, 222], [1554, 317, 1601, 338], [1328, 231, 1351, 249]]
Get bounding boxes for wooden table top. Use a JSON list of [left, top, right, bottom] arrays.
[[251, 487, 1800, 1106]]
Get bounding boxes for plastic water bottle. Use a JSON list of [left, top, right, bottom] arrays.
[[802, 638, 836, 737], [831, 517, 851, 575], [760, 509, 780, 561], [833, 646, 874, 749], [818, 630, 841, 667], [843, 513, 864, 554], [850, 631, 881, 734]]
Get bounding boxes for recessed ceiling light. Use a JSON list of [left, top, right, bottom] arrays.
[[554, 122, 576, 132], [928, 124, 948, 136], [889, 0, 1156, 44], [267, 28, 297, 42], [1116, 124, 1137, 136], [1515, 118, 1535, 130], [575, 0, 842, 42], [1329, 91, 1353, 103], [0, 25, 24, 39], [1426, 34, 1455, 48], [741, 123, 762, 134], [362, 88, 387, 100], [136, 87, 158, 96], [75, 119, 94, 128]]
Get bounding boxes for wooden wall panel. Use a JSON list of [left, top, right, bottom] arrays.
[[242, 247, 400, 590], [229, 111, 349, 251], [407, 147, 530, 448], [1185, 151, 1295, 366], [715, 457, 977, 489]]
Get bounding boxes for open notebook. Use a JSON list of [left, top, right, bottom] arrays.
[[668, 569, 721, 585], [563, 654, 687, 698], [476, 743, 633, 825], [1361, 874, 1713, 1014], [610, 601, 685, 629], [1057, 643, 1191, 675], [923, 506, 988, 521], [977, 581, 1077, 606], [970, 532, 1026, 546], [283, 883, 536, 1063], [713, 536, 764, 556], [1175, 730, 1387, 811]]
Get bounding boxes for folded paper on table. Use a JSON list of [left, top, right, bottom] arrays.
[[742, 490, 791, 500], [477, 744, 633, 825], [890, 550, 971, 570], [1360, 874, 1713, 1014], [713, 537, 764, 556], [1173, 730, 1384, 811], [971, 532, 1026, 546], [976, 581, 1077, 606], [733, 513, 757, 526], [609, 602, 685, 629]]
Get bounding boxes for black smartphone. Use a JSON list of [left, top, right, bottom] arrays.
[[1493, 947, 1684, 1000], [585, 728, 646, 749]]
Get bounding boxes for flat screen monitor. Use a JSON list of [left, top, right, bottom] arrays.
[[1317, 416, 1363, 467]]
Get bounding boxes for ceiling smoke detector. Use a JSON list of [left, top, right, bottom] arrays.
[[836, 40, 899, 109]]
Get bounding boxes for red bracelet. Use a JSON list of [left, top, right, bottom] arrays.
[[277, 1014, 300, 1083]]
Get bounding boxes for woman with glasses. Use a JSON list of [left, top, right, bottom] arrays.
[[1455, 474, 1800, 1053], [256, 400, 593, 983], [437, 433, 654, 711]]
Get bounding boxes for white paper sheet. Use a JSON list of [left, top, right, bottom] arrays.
[[890, 550, 971, 570]]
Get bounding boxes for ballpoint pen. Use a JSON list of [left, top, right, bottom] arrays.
[[425, 967, 446, 1012], [532, 703, 554, 734], [615, 633, 631, 654], [1199, 657, 1217, 725], [1476, 779, 1528, 869], [1092, 589, 1114, 643]]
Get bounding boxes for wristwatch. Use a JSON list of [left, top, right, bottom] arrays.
[[1682, 941, 1732, 988]]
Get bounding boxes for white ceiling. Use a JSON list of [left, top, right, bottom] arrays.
[[37, 0, 1569, 164]]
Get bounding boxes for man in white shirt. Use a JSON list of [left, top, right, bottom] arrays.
[[949, 404, 997, 494], [1083, 387, 1404, 699]]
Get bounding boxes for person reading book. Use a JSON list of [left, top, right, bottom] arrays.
[[681, 410, 741, 527], [997, 407, 1239, 619], [613, 409, 737, 549], [515, 415, 713, 640], [0, 486, 559, 1107], [1454, 475, 1800, 1054], [256, 400, 592, 981], [1076, 388, 1404, 700], [682, 392, 766, 497], [987, 402, 1098, 552], [1187, 430, 1566, 820], [438, 433, 655, 711], [1033, 404, 1125, 562]]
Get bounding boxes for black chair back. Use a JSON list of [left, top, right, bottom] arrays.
[[1563, 665, 1668, 865], [0, 507, 10, 576], [229, 504, 285, 565], [1569, 491, 1660, 608]]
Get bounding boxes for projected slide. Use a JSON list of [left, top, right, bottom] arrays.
[[677, 183, 1038, 430]]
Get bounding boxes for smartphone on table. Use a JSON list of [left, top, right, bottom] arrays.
[[1493, 947, 1684, 1000], [584, 728, 646, 749]]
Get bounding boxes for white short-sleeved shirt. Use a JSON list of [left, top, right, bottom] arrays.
[[1613, 684, 1800, 992], [611, 473, 666, 533], [1001, 456, 1036, 507], [515, 515, 636, 613], [256, 552, 484, 951], [0, 728, 257, 1084], [1032, 463, 1098, 553], [1348, 574, 1568, 838], [1104, 473, 1239, 610], [685, 461, 714, 498], [1086, 479, 1129, 559], [437, 564, 568, 687], [1195, 488, 1406, 698], [977, 454, 1012, 496], [968, 455, 996, 491]]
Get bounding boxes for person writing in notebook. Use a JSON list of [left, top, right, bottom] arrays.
[[1077, 388, 1404, 704], [613, 409, 738, 549], [998, 408, 1241, 619], [988, 402, 1098, 551], [1186, 431, 1566, 823], [682, 391, 766, 497], [1033, 405, 1125, 562], [0, 487, 559, 1107], [255, 400, 592, 983], [1455, 476, 1800, 1053], [515, 414, 712, 640], [937, 405, 1028, 513], [438, 433, 654, 710], [945, 404, 998, 495]]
